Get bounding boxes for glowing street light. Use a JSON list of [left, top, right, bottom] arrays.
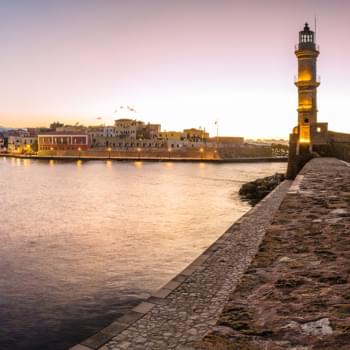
[[50, 147, 54, 158], [137, 147, 141, 160], [168, 147, 172, 159], [78, 147, 82, 158], [107, 147, 112, 159], [200, 147, 204, 160]]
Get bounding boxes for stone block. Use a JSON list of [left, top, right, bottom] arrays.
[[151, 288, 172, 298], [101, 321, 129, 336], [81, 332, 111, 349], [132, 302, 155, 314], [117, 310, 144, 324]]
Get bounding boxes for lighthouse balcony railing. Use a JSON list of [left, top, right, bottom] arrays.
[[295, 43, 320, 51]]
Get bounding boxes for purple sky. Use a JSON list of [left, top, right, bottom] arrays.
[[1, 0, 350, 138]]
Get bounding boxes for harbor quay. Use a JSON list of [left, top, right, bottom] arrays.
[[70, 157, 350, 349], [0, 153, 287, 163]]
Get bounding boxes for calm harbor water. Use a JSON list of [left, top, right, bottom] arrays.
[[0, 157, 286, 349]]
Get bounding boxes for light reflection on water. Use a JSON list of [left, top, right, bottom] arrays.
[[0, 157, 286, 349]]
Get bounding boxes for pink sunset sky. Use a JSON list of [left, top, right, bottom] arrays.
[[1, 0, 350, 138]]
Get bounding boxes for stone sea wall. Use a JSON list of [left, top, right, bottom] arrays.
[[195, 158, 350, 349]]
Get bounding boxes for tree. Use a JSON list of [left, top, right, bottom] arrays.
[[50, 121, 64, 130]]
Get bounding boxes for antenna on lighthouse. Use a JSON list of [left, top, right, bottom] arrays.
[[314, 16, 317, 41]]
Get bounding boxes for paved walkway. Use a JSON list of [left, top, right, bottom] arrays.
[[195, 158, 350, 349], [71, 176, 291, 350]]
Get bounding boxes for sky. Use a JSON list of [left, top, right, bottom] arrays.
[[1, 0, 350, 138]]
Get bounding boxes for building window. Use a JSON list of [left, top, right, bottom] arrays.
[[317, 127, 322, 133]]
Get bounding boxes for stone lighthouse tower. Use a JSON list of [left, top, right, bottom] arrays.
[[295, 22, 319, 145], [287, 23, 328, 178]]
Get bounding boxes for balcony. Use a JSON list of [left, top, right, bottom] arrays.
[[295, 43, 320, 51], [294, 75, 321, 87]]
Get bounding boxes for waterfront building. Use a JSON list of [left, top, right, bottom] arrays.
[[8, 130, 38, 153], [213, 136, 244, 147], [114, 119, 145, 139], [38, 132, 89, 152], [183, 128, 209, 141], [158, 131, 184, 141], [90, 136, 167, 149], [137, 123, 161, 139], [0, 133, 5, 150]]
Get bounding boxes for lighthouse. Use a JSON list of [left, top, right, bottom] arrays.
[[287, 22, 329, 178], [295, 23, 319, 146]]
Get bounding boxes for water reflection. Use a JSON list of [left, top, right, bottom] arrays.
[[0, 160, 286, 349], [23, 159, 31, 167], [164, 161, 174, 169]]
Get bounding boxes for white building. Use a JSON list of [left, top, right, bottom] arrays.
[[114, 119, 145, 139], [8, 130, 37, 153]]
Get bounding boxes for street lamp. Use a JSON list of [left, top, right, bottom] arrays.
[[137, 147, 141, 160], [168, 147, 171, 159], [200, 147, 204, 160], [78, 147, 81, 158], [50, 147, 54, 158], [108, 147, 112, 159]]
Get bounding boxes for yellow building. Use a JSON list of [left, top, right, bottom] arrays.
[[158, 131, 184, 141], [183, 128, 209, 141]]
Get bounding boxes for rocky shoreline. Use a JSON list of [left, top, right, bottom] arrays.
[[239, 173, 286, 206]]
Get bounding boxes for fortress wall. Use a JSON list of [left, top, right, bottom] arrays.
[[327, 130, 350, 163]]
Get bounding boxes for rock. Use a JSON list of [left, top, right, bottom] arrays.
[[300, 318, 333, 336], [278, 256, 293, 263], [239, 173, 285, 206]]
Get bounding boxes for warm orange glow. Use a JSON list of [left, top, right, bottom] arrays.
[[164, 162, 174, 169], [299, 125, 310, 143], [298, 71, 312, 82], [23, 159, 31, 167]]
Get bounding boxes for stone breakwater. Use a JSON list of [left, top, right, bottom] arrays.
[[195, 158, 350, 349], [70, 175, 291, 349]]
